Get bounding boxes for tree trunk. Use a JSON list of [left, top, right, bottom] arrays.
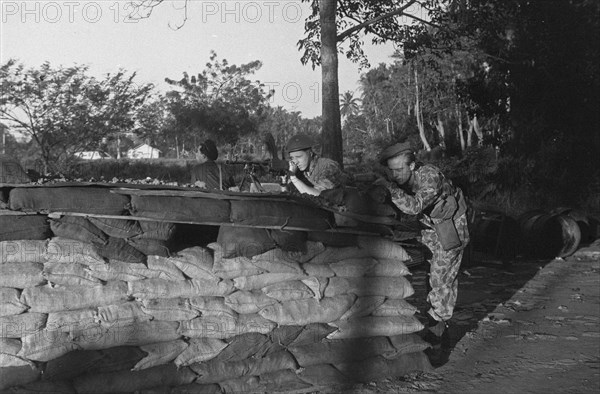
[[468, 114, 483, 146], [414, 69, 431, 152], [456, 106, 466, 151], [435, 115, 445, 148], [117, 135, 121, 159], [175, 135, 180, 159], [320, 0, 343, 166]]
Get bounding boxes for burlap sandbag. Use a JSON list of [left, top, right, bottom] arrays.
[[297, 363, 348, 387], [21, 281, 128, 313], [302, 262, 335, 277], [289, 336, 397, 367], [324, 276, 414, 299], [262, 279, 318, 302], [327, 315, 425, 339], [94, 236, 146, 264], [130, 195, 230, 223], [258, 294, 356, 325], [85, 260, 149, 282], [145, 383, 220, 394], [96, 301, 151, 325], [224, 290, 276, 315], [0, 365, 41, 391], [0, 214, 50, 241], [192, 350, 298, 384], [217, 226, 275, 258], [307, 231, 358, 247], [43, 346, 146, 381], [137, 220, 177, 241], [268, 230, 308, 252], [387, 334, 431, 356], [330, 257, 410, 277], [233, 273, 307, 291], [282, 323, 337, 348], [133, 339, 189, 371], [189, 296, 236, 317], [211, 333, 270, 363], [88, 217, 142, 239], [44, 237, 105, 266], [334, 352, 433, 382], [230, 200, 333, 230], [0, 352, 33, 368], [140, 298, 200, 321], [213, 256, 265, 280], [128, 278, 234, 300], [250, 250, 305, 274], [0, 240, 47, 264], [371, 298, 418, 317], [308, 246, 370, 265], [253, 241, 325, 265], [259, 369, 313, 393], [169, 246, 217, 280], [18, 330, 78, 362], [43, 262, 103, 287], [73, 321, 180, 351], [0, 338, 25, 367], [3, 380, 77, 393], [0, 313, 47, 338], [357, 236, 410, 261], [10, 186, 129, 215], [49, 215, 108, 246], [218, 376, 261, 394], [0, 289, 27, 317], [174, 338, 228, 367], [46, 309, 97, 332], [0, 262, 44, 288], [178, 313, 276, 339], [339, 296, 385, 320], [73, 364, 196, 394], [127, 237, 170, 257], [146, 255, 186, 281]]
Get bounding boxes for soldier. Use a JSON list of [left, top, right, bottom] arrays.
[[285, 134, 343, 196], [378, 142, 470, 337], [190, 140, 234, 190]]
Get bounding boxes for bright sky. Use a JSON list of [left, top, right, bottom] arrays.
[[0, 0, 399, 118]]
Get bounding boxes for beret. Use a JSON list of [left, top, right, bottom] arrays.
[[378, 142, 412, 165]]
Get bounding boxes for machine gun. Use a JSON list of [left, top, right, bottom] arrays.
[[225, 159, 288, 192]]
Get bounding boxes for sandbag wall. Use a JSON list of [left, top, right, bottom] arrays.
[[1, 185, 431, 393]]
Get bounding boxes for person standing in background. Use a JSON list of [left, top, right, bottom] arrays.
[[190, 140, 234, 190]]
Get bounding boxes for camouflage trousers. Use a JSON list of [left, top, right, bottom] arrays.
[[421, 212, 470, 322]]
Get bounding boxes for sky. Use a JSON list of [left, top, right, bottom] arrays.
[[0, 0, 399, 118]]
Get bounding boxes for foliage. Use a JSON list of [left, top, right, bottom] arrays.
[[0, 60, 153, 172], [164, 51, 273, 150]]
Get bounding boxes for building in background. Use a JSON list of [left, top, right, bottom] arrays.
[[127, 144, 161, 159], [73, 151, 113, 160]]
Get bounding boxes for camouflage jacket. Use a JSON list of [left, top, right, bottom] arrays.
[[388, 164, 465, 223], [303, 156, 343, 192]]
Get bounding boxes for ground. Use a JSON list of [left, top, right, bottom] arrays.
[[342, 240, 600, 394]]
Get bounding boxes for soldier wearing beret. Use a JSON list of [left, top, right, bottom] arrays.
[[378, 142, 470, 338], [190, 140, 234, 190], [285, 133, 343, 196]]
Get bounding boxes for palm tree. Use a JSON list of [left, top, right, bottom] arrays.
[[339, 91, 361, 125]]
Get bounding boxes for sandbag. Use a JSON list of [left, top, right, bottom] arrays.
[[324, 276, 414, 299], [88, 217, 142, 238], [94, 236, 146, 264], [43, 262, 103, 286], [0, 365, 41, 391], [258, 295, 356, 325], [250, 249, 305, 274], [0, 352, 32, 368], [339, 296, 385, 320], [0, 214, 50, 241], [178, 313, 276, 339], [137, 220, 177, 241], [224, 290, 276, 315], [0, 240, 47, 264], [146, 255, 186, 281], [128, 278, 234, 299], [372, 298, 418, 317], [44, 237, 106, 265], [0, 313, 47, 338], [307, 231, 358, 247], [10, 186, 129, 215], [72, 364, 196, 394], [330, 257, 410, 277], [302, 262, 335, 277], [308, 246, 370, 264], [387, 334, 431, 355], [2, 380, 77, 393], [96, 301, 151, 325], [334, 352, 432, 382], [262, 279, 318, 302], [230, 200, 333, 230], [218, 376, 261, 394], [253, 241, 325, 265], [327, 315, 424, 339], [85, 260, 148, 282], [73, 321, 180, 350], [133, 339, 189, 371], [148, 383, 220, 394], [212, 255, 265, 279], [0, 289, 27, 317], [289, 336, 397, 367], [0, 338, 23, 358], [188, 296, 236, 318], [46, 308, 97, 332], [297, 363, 348, 387], [127, 237, 170, 257], [259, 369, 312, 392], [174, 338, 228, 367], [233, 273, 307, 291], [131, 195, 230, 223], [43, 346, 146, 381], [357, 236, 410, 261], [49, 215, 108, 245], [282, 323, 337, 348], [18, 330, 78, 362], [140, 298, 200, 321], [268, 230, 307, 252], [0, 262, 45, 288], [217, 226, 275, 258], [192, 350, 298, 384], [213, 333, 270, 363], [169, 247, 217, 280], [21, 281, 128, 313]]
